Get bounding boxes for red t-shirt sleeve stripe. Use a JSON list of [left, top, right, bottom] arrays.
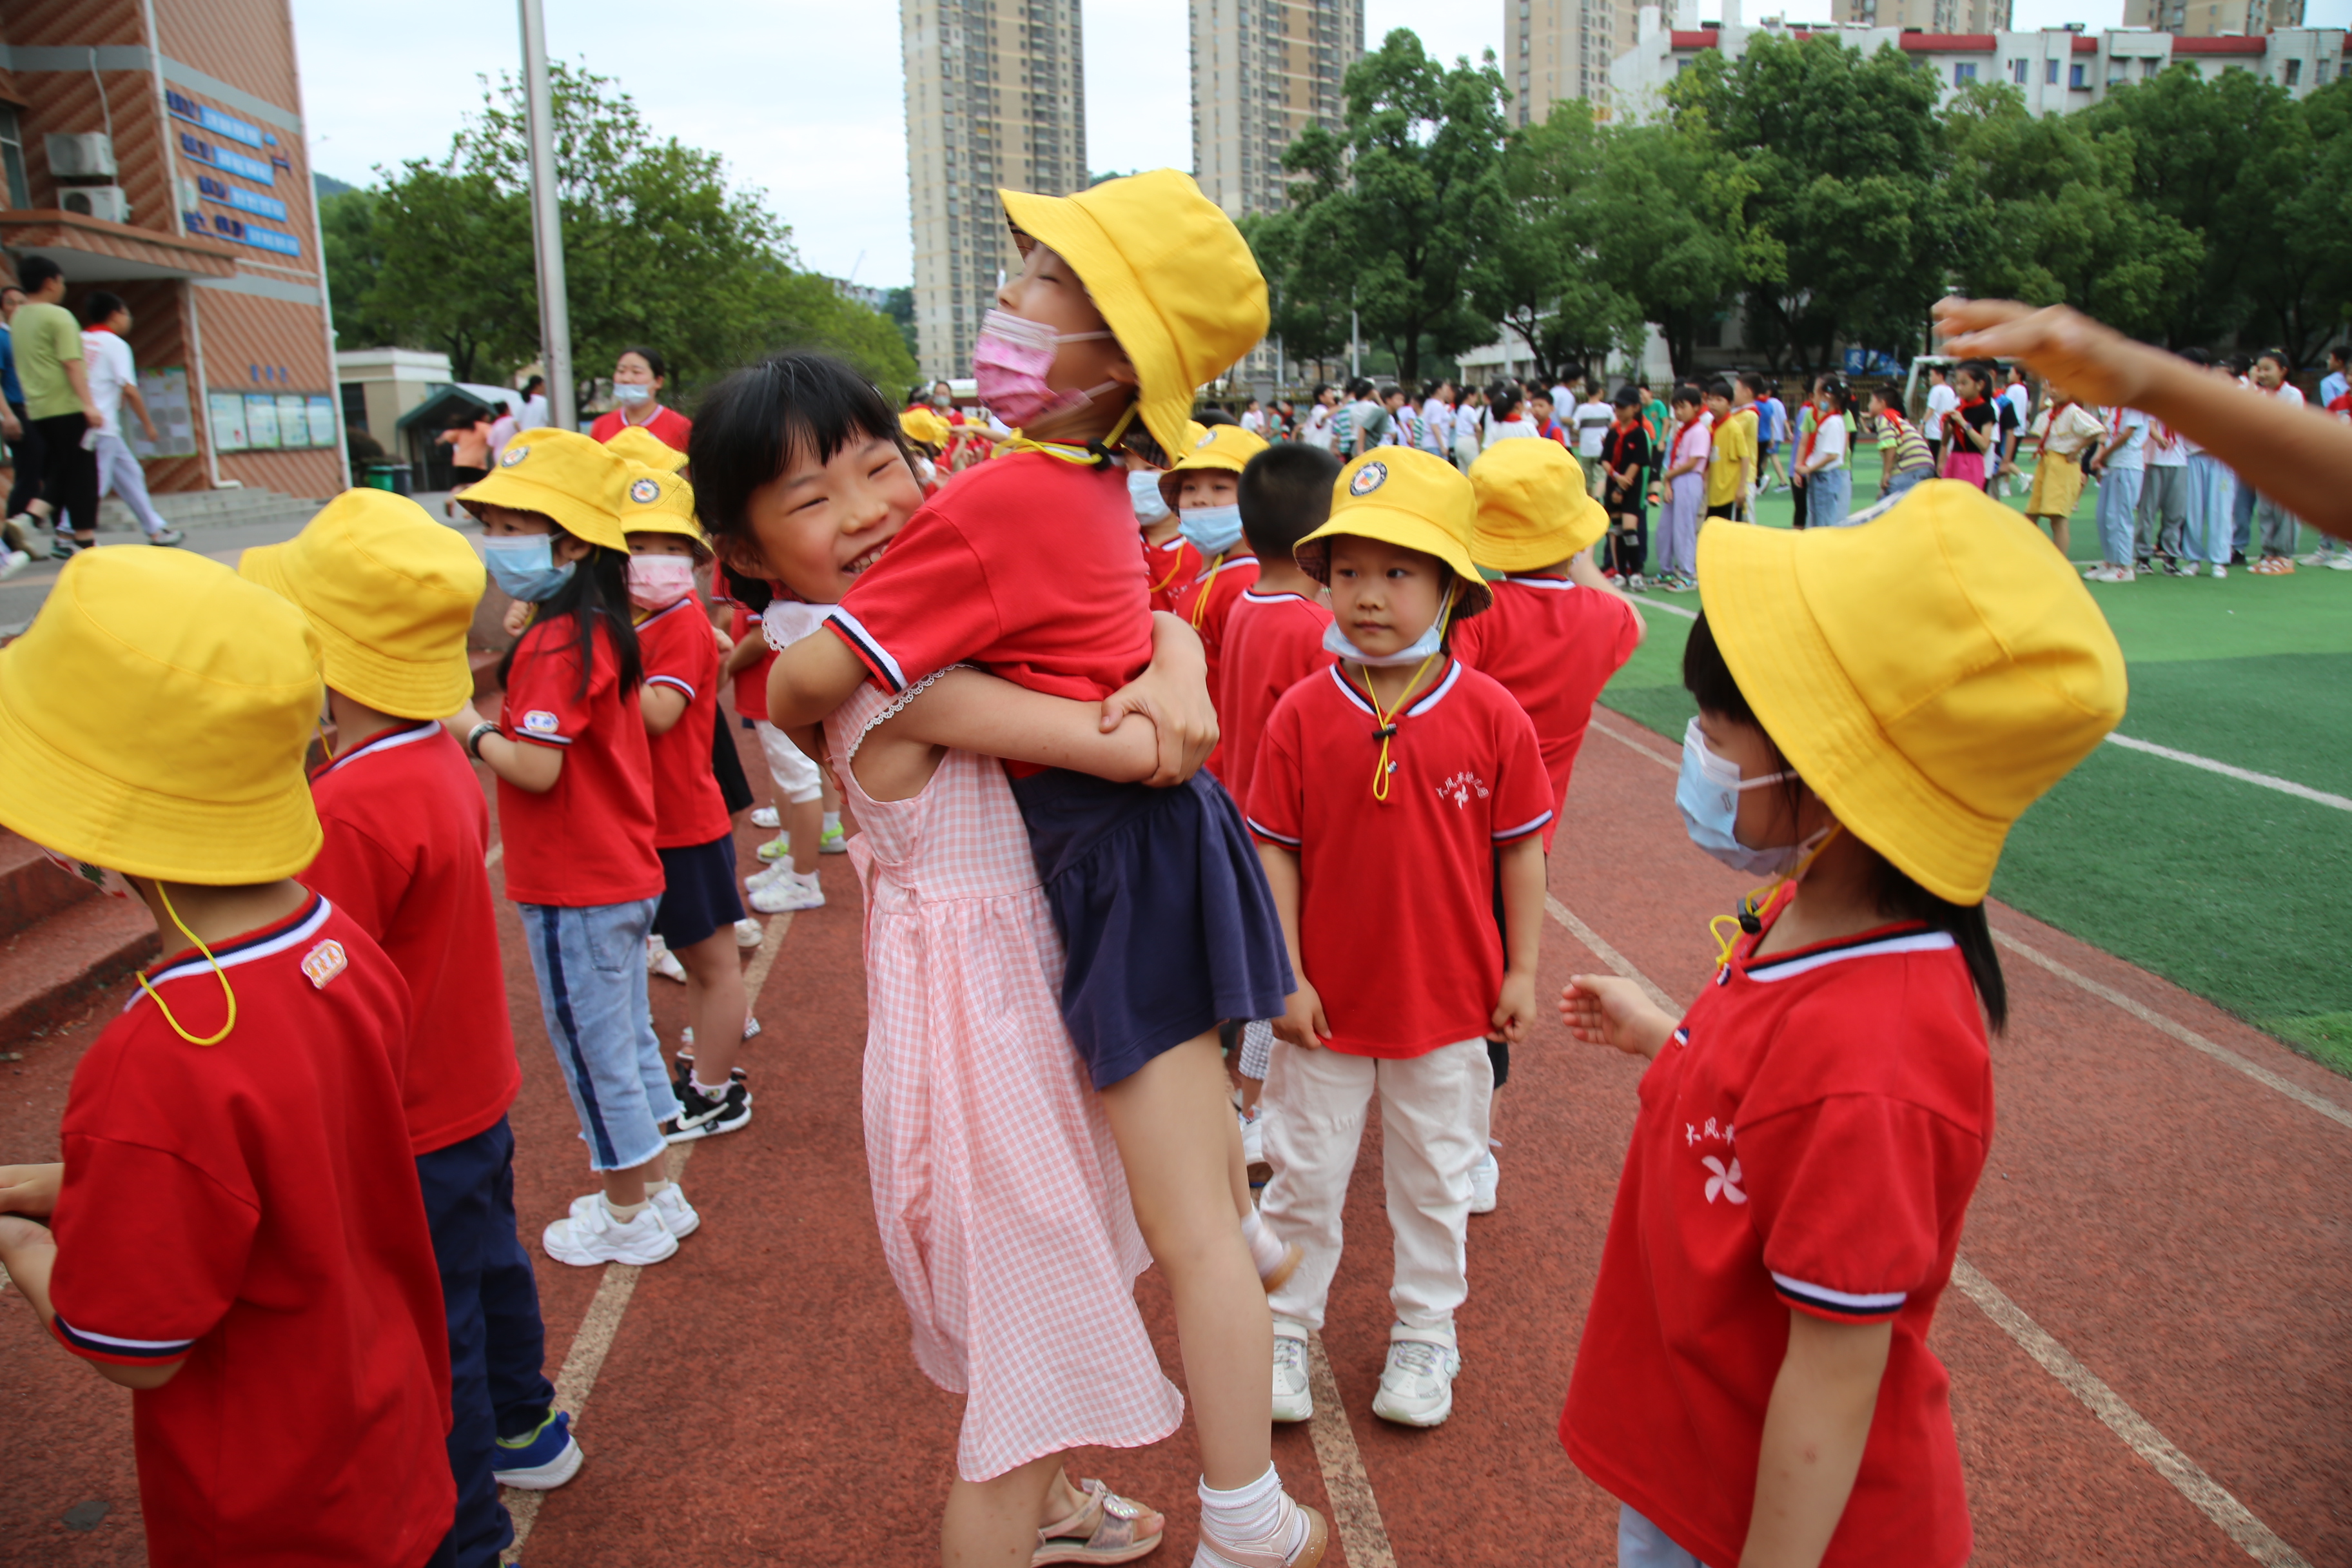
[[1770, 1272, 1908, 1322], [1493, 808, 1554, 843], [646, 674, 696, 698], [52, 1313, 196, 1364], [824, 607, 908, 692]]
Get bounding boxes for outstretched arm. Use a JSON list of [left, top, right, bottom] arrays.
[[767, 631, 870, 730]]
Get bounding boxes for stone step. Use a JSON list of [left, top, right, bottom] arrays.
[[0, 830, 93, 943], [86, 487, 327, 535], [0, 879, 158, 1045]]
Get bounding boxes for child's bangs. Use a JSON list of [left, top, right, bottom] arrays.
[[686, 353, 909, 540]]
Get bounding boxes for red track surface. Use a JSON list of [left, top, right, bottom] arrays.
[[3, 712, 2346, 1566]]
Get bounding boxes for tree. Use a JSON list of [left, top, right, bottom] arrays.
[[1271, 30, 1510, 386], [1475, 101, 1648, 387], [326, 63, 914, 400], [1583, 117, 1763, 378], [883, 286, 919, 366], [1238, 210, 1351, 374]]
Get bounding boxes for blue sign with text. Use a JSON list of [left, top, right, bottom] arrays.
[[164, 90, 264, 150], [191, 210, 300, 258], [195, 174, 288, 222], [179, 132, 273, 186]]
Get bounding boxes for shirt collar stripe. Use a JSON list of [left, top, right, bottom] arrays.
[[133, 894, 335, 998], [1770, 1272, 1908, 1314], [1239, 589, 1309, 605], [318, 720, 440, 777], [1744, 928, 1954, 983], [1404, 660, 1462, 717], [636, 598, 694, 629], [825, 607, 906, 693], [1500, 574, 1576, 589]]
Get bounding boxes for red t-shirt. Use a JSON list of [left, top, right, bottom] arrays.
[[48, 894, 455, 1568], [1246, 660, 1551, 1057], [636, 596, 734, 848], [828, 451, 1153, 703], [724, 602, 776, 723], [1562, 886, 1992, 1568], [589, 405, 692, 451], [1215, 587, 1334, 808], [496, 616, 663, 906], [304, 720, 519, 1155], [1449, 575, 1642, 850], [1142, 532, 1203, 614], [1169, 547, 1260, 778]]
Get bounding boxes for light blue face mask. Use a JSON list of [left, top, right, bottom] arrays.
[[1323, 602, 1450, 669], [612, 382, 654, 406], [1177, 502, 1244, 555], [1675, 717, 1824, 876], [1128, 469, 1171, 528], [482, 534, 578, 602]]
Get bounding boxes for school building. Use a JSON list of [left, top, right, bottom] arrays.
[[0, 0, 342, 503]]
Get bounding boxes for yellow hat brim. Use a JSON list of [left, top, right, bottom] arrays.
[[1294, 509, 1494, 616], [238, 542, 476, 720], [458, 468, 629, 553], [1698, 500, 2006, 904]]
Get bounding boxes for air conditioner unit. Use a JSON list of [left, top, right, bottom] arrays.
[[61, 185, 131, 223], [46, 132, 117, 180]]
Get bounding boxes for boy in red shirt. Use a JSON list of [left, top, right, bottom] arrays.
[[239, 491, 575, 1565], [1134, 422, 1203, 612], [0, 549, 456, 1567], [1559, 485, 2125, 1568], [1247, 446, 1549, 1431], [1455, 438, 1645, 1210], [1162, 421, 1271, 773]]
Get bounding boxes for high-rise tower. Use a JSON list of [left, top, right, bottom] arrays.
[[1191, 0, 1364, 220], [1509, 0, 1641, 125]]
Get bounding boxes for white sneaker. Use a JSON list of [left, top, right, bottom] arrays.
[[544, 1195, 678, 1266], [745, 857, 799, 892], [2329, 555, 2352, 571], [750, 806, 781, 829], [733, 916, 764, 948], [2212, 564, 2228, 578], [818, 821, 848, 854], [646, 935, 687, 983], [754, 832, 792, 862], [0, 549, 26, 580], [1469, 1150, 1499, 1215], [1240, 1111, 1266, 1179], [2178, 560, 2200, 577], [569, 1182, 700, 1240], [1271, 1320, 1313, 1423], [749, 868, 824, 913], [1371, 1328, 1460, 1427]]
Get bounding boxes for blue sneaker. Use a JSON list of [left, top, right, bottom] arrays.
[[492, 1409, 583, 1490]]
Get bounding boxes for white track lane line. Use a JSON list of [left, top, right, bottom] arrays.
[[1638, 596, 1698, 620], [2103, 732, 2352, 814], [502, 910, 794, 1562], [1587, 710, 2352, 1133], [1544, 894, 2316, 1568], [1306, 1333, 1398, 1568]]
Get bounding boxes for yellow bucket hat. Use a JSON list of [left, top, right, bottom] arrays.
[[238, 490, 485, 720], [899, 407, 951, 448], [458, 427, 630, 552], [1468, 438, 1608, 572], [605, 424, 689, 473], [1158, 422, 1269, 507], [616, 464, 711, 562], [999, 169, 1268, 461], [1295, 446, 1493, 616], [0, 549, 323, 883], [1697, 479, 2126, 905]]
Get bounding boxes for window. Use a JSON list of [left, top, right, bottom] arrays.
[[2012, 57, 2030, 83], [0, 106, 25, 210], [2047, 59, 2060, 84], [2070, 62, 2087, 88], [1954, 61, 1977, 84], [2284, 58, 2301, 86]]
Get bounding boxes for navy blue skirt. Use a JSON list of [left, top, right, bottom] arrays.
[[653, 836, 746, 951], [1008, 767, 1293, 1090]]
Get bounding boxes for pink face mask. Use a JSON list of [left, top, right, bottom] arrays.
[[972, 307, 1117, 431], [626, 553, 699, 610]]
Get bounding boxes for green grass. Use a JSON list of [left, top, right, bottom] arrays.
[[1603, 466, 2352, 1073]]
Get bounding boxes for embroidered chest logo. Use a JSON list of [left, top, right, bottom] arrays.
[[300, 939, 348, 990], [1703, 1155, 1747, 1205], [522, 710, 560, 736], [1434, 770, 1489, 808]]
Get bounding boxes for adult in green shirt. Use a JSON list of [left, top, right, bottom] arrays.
[[10, 255, 101, 555]]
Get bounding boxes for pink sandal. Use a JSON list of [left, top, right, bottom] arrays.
[[1034, 1476, 1165, 1565]]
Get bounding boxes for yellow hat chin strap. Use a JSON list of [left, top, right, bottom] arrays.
[[135, 883, 239, 1047], [1357, 586, 1458, 803], [1708, 824, 1845, 969]]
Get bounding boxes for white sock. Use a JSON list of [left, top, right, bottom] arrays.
[[822, 809, 840, 834], [691, 1075, 730, 1098], [1239, 1211, 1288, 1280], [645, 1179, 673, 1199], [1197, 1465, 1302, 1557], [603, 1195, 649, 1222]]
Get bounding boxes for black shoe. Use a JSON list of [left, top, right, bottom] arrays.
[[2231, 549, 2248, 566], [663, 1077, 752, 1143], [48, 531, 81, 558]]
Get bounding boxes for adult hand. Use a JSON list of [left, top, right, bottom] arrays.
[[1932, 297, 2155, 411], [0, 1162, 63, 1220]]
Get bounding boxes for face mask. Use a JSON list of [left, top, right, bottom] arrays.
[[482, 534, 578, 602], [1177, 502, 1244, 555], [1675, 717, 1825, 877], [612, 382, 654, 407], [626, 553, 698, 609], [971, 306, 1117, 430], [1128, 469, 1171, 528], [1322, 591, 1453, 669]]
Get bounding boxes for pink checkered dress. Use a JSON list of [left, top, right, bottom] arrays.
[[831, 677, 1183, 1482]]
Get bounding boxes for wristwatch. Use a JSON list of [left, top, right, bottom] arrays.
[[466, 720, 499, 760]]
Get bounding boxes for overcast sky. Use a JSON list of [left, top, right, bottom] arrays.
[[291, 0, 2346, 290]]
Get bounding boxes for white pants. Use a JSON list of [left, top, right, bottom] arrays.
[[753, 718, 821, 805], [92, 431, 168, 535], [1260, 1036, 1491, 1333]]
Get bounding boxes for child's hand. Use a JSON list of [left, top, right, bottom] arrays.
[[502, 598, 532, 638], [1560, 974, 1677, 1061], [0, 1162, 62, 1220], [713, 626, 736, 660], [1274, 978, 1329, 1051], [1104, 613, 1217, 787], [0, 1211, 54, 1264], [1493, 970, 1538, 1045]]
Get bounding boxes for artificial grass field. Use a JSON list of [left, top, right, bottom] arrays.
[[1600, 469, 2352, 1075]]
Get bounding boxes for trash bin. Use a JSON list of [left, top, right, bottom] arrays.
[[362, 462, 413, 496]]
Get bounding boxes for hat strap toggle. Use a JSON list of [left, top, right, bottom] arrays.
[[135, 883, 240, 1047]]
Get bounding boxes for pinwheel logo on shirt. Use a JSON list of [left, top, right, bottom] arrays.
[[1702, 1155, 1746, 1205]]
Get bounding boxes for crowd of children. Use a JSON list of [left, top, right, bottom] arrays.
[[0, 161, 2339, 1568]]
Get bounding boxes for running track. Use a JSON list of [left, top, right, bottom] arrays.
[[2, 709, 2346, 1565]]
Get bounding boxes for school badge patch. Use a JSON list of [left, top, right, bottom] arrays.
[[629, 476, 662, 504], [500, 445, 529, 467], [300, 939, 348, 990], [1349, 460, 1388, 496], [522, 710, 560, 736]]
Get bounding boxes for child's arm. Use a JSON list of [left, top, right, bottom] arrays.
[[440, 700, 564, 793], [719, 623, 768, 680], [872, 668, 1161, 788], [638, 684, 689, 736], [1097, 612, 1219, 787], [1255, 843, 1328, 1048], [0, 1217, 182, 1390], [1492, 837, 1545, 1044], [1739, 1313, 1895, 1568], [767, 632, 870, 730], [0, 1162, 61, 1217], [1560, 975, 1678, 1059]]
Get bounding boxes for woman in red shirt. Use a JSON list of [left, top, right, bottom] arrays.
[[589, 345, 692, 451]]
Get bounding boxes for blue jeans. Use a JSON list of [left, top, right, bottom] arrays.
[[1619, 1505, 1716, 1568], [1884, 466, 1928, 503], [518, 897, 678, 1171], [2231, 473, 2257, 554], [2095, 466, 2144, 566], [416, 1117, 554, 1568], [2184, 454, 2235, 565], [1808, 466, 1853, 528]]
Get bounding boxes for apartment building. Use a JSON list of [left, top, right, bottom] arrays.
[[1191, 0, 1362, 219], [903, 0, 1088, 383], [1832, 0, 2014, 34], [2124, 0, 2304, 37], [1509, 0, 1643, 123]]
